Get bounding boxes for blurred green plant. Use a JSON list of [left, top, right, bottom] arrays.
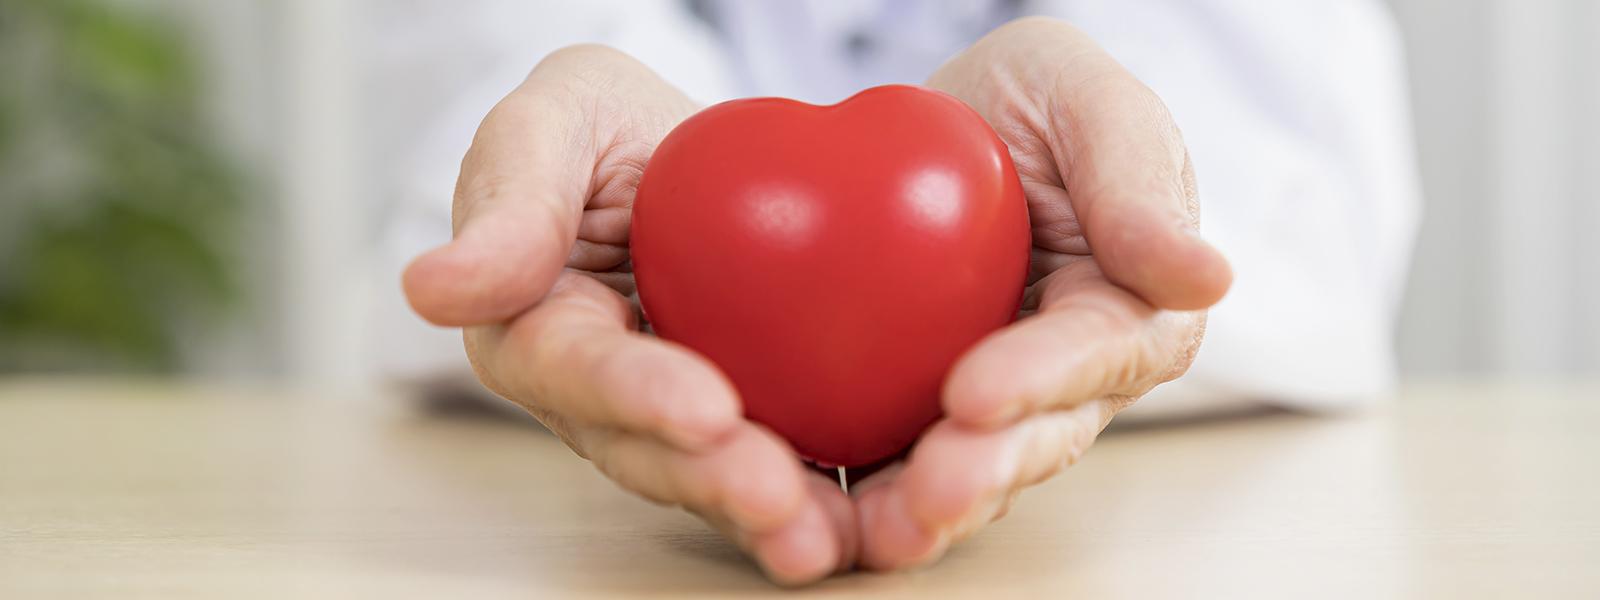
[[0, 0, 245, 372]]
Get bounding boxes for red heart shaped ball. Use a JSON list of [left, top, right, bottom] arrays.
[[630, 84, 1030, 467]]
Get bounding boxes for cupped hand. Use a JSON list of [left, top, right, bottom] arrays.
[[853, 17, 1234, 570], [401, 45, 855, 585]]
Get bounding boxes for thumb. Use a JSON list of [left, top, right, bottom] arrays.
[[403, 197, 579, 327], [403, 55, 601, 327], [1046, 47, 1231, 310]]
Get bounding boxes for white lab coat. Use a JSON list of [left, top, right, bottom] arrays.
[[371, 0, 1421, 419]]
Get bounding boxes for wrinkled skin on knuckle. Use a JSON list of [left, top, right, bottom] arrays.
[[1111, 310, 1207, 405], [1121, 311, 1207, 398]]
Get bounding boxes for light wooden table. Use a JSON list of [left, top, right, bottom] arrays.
[[1, 379, 1596, 598]]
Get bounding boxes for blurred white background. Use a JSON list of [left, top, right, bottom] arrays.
[[34, 0, 1600, 383], [1387, 0, 1600, 376]]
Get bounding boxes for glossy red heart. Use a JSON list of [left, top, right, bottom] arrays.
[[630, 84, 1030, 467]]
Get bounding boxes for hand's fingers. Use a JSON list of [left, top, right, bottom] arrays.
[[1030, 20, 1231, 310], [404, 45, 677, 326], [943, 260, 1202, 428], [930, 18, 1231, 310], [747, 476, 857, 585], [805, 474, 861, 574], [858, 402, 1111, 571], [567, 239, 630, 272], [578, 424, 846, 585], [576, 206, 633, 245], [855, 473, 947, 572], [903, 403, 1109, 531], [578, 423, 807, 534], [469, 272, 740, 451]]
